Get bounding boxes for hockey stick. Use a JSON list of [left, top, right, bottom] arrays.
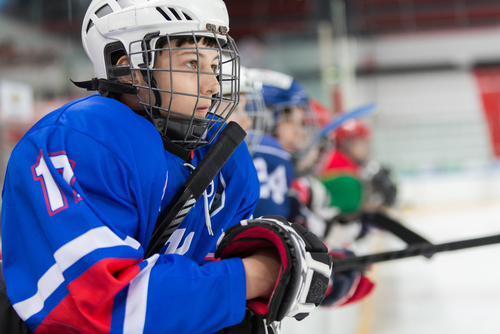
[[361, 212, 432, 246], [308, 102, 377, 150], [295, 103, 378, 163], [332, 233, 500, 273], [315, 103, 377, 142], [145, 121, 247, 258], [361, 212, 434, 259]]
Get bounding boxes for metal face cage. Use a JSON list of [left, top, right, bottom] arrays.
[[242, 89, 267, 155], [127, 30, 240, 150]]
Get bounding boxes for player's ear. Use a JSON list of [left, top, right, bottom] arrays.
[[116, 55, 145, 86]]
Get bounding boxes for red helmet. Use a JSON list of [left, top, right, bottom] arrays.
[[335, 119, 371, 145]]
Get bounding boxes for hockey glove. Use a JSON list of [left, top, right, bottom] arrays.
[[321, 249, 375, 307], [215, 215, 333, 325]]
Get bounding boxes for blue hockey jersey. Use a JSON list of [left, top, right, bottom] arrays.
[[1, 95, 260, 334], [252, 134, 295, 219]]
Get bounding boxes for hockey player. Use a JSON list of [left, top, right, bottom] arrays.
[[248, 69, 306, 220], [290, 102, 377, 307], [249, 69, 374, 308], [320, 119, 398, 241], [320, 119, 371, 215], [0, 1, 331, 333]]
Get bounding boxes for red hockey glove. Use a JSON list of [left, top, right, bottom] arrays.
[[321, 249, 375, 307], [215, 215, 332, 325]]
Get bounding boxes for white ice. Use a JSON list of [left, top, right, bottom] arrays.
[[281, 174, 500, 334]]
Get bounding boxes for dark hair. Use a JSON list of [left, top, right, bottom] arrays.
[[156, 35, 218, 51], [106, 36, 218, 69]]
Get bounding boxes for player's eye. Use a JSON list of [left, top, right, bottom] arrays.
[[186, 60, 197, 70], [211, 64, 219, 73]]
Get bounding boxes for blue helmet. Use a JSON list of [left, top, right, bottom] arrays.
[[253, 69, 309, 110], [247, 69, 310, 132], [261, 78, 309, 110], [248, 69, 326, 176]]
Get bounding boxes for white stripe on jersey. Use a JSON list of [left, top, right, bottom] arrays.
[[13, 226, 141, 320], [123, 254, 159, 334]]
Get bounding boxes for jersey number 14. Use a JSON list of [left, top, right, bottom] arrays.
[[254, 157, 288, 205]]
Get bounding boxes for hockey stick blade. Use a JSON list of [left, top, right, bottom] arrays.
[[145, 122, 247, 258], [301, 103, 377, 156], [362, 212, 433, 246], [317, 103, 377, 140], [332, 233, 500, 273]]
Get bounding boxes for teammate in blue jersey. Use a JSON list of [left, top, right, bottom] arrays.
[[0, 1, 287, 333], [249, 69, 312, 220], [248, 69, 376, 309], [252, 133, 296, 219]]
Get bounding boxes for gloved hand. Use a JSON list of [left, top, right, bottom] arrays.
[[215, 215, 332, 326], [289, 176, 340, 239], [321, 249, 375, 307]]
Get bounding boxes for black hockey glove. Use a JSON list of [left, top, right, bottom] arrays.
[[215, 215, 332, 326], [321, 249, 375, 307], [371, 166, 397, 207]]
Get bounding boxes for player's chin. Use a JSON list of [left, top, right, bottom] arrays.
[[194, 109, 209, 118], [286, 143, 303, 153]]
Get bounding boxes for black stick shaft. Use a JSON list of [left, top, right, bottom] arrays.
[[332, 234, 500, 273], [145, 122, 246, 258]]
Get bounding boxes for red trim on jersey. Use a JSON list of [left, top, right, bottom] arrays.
[[34, 258, 141, 334]]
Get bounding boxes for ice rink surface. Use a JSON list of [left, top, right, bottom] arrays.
[[281, 195, 500, 334]]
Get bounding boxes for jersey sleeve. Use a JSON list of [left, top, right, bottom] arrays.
[[1, 113, 246, 333]]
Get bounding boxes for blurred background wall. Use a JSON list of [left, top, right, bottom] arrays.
[[3, 0, 500, 207]]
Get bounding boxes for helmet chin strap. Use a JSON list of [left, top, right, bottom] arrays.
[[157, 115, 209, 149], [71, 78, 138, 96]]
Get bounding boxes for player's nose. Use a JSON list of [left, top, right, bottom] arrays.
[[201, 70, 220, 96]]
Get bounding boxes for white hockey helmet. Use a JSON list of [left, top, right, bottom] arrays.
[[239, 67, 266, 155], [83, 0, 231, 79], [80, 0, 240, 150]]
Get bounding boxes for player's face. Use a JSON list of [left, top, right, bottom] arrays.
[[276, 106, 308, 153], [153, 41, 221, 118], [226, 94, 251, 131], [295, 144, 321, 174], [344, 138, 370, 164]]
